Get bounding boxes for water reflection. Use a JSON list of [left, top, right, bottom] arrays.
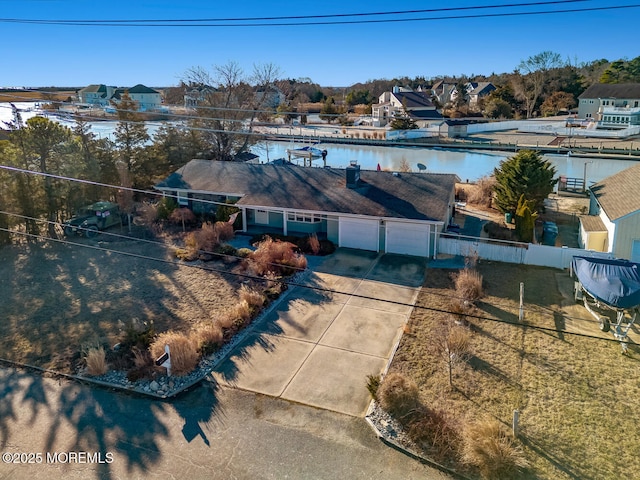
[[252, 141, 639, 184]]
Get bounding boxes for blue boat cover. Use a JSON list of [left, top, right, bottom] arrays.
[[572, 256, 640, 309]]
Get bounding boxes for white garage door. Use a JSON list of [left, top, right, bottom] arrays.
[[386, 221, 430, 257], [339, 217, 379, 251]]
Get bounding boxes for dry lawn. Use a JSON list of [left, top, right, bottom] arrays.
[[391, 262, 640, 479], [0, 237, 244, 372]]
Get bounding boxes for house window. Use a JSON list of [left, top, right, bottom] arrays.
[[176, 191, 188, 206], [255, 209, 269, 225], [287, 212, 323, 223]]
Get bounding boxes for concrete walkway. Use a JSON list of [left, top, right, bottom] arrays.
[[213, 249, 426, 417]]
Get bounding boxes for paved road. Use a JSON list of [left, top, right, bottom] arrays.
[[0, 368, 451, 480]]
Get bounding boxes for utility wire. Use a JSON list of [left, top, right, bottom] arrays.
[[0, 1, 587, 23], [0, 210, 308, 273], [0, 225, 634, 346], [0, 207, 612, 329], [2, 3, 637, 27], [0, 91, 370, 123]]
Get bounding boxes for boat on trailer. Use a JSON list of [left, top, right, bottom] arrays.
[[571, 256, 640, 353]]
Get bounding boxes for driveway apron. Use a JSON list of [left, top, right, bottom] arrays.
[[212, 249, 426, 417]]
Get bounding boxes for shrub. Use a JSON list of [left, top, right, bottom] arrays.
[[193, 322, 223, 355], [150, 331, 200, 376], [157, 197, 177, 220], [236, 247, 253, 258], [308, 233, 320, 255], [249, 236, 308, 276], [120, 321, 156, 351], [378, 372, 420, 419], [239, 284, 265, 309], [133, 347, 153, 368], [366, 374, 381, 400], [483, 221, 516, 241], [228, 300, 252, 326], [214, 221, 234, 242], [454, 268, 483, 305], [168, 207, 197, 226], [139, 201, 159, 225], [407, 409, 461, 461], [462, 419, 528, 479], [85, 347, 108, 376], [193, 222, 219, 252], [468, 176, 496, 207]]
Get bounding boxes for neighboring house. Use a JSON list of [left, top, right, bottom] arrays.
[[255, 87, 286, 108], [155, 160, 458, 257], [125, 84, 162, 110], [466, 82, 496, 107], [78, 83, 161, 110], [372, 86, 442, 127], [580, 163, 640, 261], [431, 81, 456, 106], [184, 85, 216, 108], [78, 84, 116, 106], [577, 83, 640, 127]]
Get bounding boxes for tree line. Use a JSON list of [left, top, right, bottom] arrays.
[[261, 52, 640, 121], [0, 62, 283, 244]]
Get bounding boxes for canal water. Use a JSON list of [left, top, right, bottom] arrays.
[[1, 102, 637, 184], [251, 140, 639, 186]]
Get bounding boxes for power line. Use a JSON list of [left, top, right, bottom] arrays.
[[0, 224, 634, 346], [2, 3, 637, 27], [0, 210, 308, 274], [0, 205, 618, 330], [0, 90, 370, 123], [0, 1, 587, 24]]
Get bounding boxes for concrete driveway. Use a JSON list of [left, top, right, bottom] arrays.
[[213, 249, 426, 417]]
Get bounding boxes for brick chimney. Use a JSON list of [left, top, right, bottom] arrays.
[[346, 161, 361, 188]]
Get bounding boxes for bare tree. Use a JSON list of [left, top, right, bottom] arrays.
[[432, 320, 472, 388], [513, 51, 563, 118], [183, 61, 281, 161]]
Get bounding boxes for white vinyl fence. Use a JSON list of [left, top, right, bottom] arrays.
[[436, 233, 614, 269]]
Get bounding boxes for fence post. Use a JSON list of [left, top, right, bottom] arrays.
[[519, 282, 524, 322], [513, 409, 520, 437]]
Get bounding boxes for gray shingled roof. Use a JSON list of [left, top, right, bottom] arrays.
[[408, 110, 443, 120], [393, 91, 435, 109], [156, 160, 457, 222], [128, 84, 160, 94], [589, 163, 640, 221], [79, 84, 107, 93], [579, 214, 607, 232], [578, 83, 640, 100]]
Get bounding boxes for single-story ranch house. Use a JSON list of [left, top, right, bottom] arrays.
[[155, 160, 458, 257]]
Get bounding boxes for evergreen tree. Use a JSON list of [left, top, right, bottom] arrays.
[[319, 97, 338, 123], [389, 115, 418, 130], [514, 194, 538, 243], [493, 150, 557, 215], [113, 90, 150, 182]]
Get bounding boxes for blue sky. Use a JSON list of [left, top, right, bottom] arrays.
[[1, 0, 639, 88]]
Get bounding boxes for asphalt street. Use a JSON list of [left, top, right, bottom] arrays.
[[0, 367, 452, 480]]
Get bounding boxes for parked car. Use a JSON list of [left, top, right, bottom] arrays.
[[63, 201, 124, 237]]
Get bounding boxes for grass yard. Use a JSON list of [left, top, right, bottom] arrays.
[[390, 262, 640, 479], [0, 236, 244, 372], [0, 89, 77, 103]]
